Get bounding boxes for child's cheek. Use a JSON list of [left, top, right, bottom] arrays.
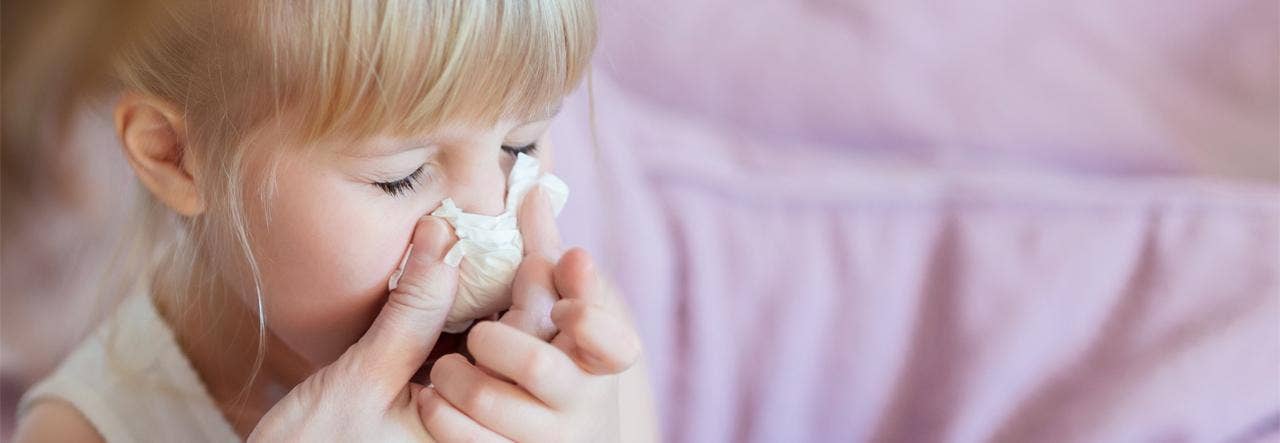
[[251, 185, 421, 366]]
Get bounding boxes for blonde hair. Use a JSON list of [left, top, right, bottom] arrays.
[[109, 0, 597, 397]]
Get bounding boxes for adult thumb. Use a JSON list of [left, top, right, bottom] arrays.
[[346, 216, 458, 392]]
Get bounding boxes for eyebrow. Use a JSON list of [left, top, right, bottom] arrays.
[[339, 102, 563, 158], [340, 143, 430, 159]]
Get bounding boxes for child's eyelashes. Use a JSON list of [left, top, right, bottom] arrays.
[[501, 142, 538, 156], [373, 166, 425, 196], [372, 143, 536, 196]]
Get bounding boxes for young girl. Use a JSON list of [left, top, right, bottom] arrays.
[[14, 0, 657, 441]]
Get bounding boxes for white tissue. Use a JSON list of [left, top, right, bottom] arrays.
[[427, 153, 568, 333]]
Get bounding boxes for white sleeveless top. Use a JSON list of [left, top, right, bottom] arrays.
[[18, 294, 241, 442]]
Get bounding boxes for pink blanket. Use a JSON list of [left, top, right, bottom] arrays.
[[547, 1, 1280, 441]]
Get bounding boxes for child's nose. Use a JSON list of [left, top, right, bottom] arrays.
[[439, 150, 509, 217]]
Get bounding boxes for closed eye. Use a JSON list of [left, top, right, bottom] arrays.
[[373, 166, 424, 196], [501, 142, 538, 156]]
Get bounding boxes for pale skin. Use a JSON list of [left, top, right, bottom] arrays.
[[14, 93, 658, 442]]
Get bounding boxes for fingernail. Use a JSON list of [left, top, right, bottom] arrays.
[[387, 243, 414, 291], [418, 216, 455, 261]]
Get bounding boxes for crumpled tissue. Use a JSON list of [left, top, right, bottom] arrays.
[[416, 153, 568, 333]]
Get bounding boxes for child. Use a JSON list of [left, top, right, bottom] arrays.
[[14, 0, 657, 441]]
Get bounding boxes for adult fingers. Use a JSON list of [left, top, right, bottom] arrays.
[[345, 216, 458, 396]]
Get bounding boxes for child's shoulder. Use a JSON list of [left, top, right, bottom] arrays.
[[14, 293, 240, 442], [13, 399, 105, 443]]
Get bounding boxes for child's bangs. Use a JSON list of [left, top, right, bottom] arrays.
[[263, 0, 596, 144]]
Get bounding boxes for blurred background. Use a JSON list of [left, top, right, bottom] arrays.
[[3, 0, 1278, 441]]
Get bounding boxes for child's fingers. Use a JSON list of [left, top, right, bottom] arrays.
[[428, 353, 557, 442], [466, 321, 584, 408], [550, 299, 641, 375], [519, 186, 562, 261], [552, 248, 605, 306], [550, 248, 643, 374], [417, 387, 512, 443], [500, 256, 558, 341], [501, 186, 564, 340]]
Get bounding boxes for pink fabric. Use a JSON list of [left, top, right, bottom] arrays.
[[549, 1, 1280, 441], [594, 0, 1279, 181]]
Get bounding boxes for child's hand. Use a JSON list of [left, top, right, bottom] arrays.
[[546, 248, 643, 375], [417, 186, 643, 441], [503, 183, 641, 375], [420, 301, 641, 442]]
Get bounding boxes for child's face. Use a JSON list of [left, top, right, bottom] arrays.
[[233, 115, 558, 368]]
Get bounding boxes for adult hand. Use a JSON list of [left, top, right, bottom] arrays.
[[248, 216, 458, 442]]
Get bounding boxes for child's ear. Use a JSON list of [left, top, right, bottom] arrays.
[[115, 92, 206, 216]]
